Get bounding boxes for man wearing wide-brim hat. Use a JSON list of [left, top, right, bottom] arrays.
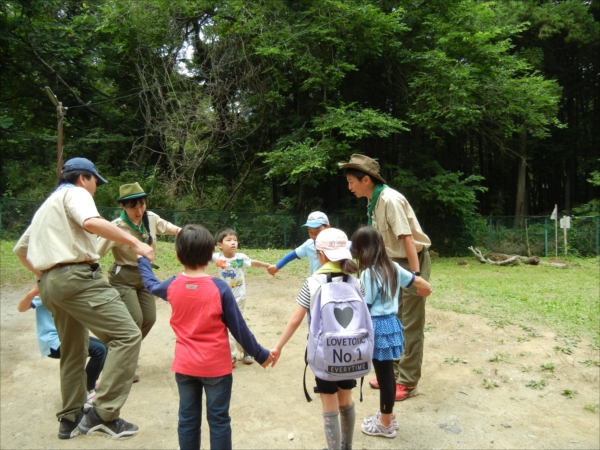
[[339, 154, 432, 402]]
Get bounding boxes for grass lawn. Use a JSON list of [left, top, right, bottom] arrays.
[[2, 239, 598, 342]]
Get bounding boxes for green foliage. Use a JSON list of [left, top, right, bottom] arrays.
[[584, 403, 599, 414], [554, 346, 574, 355], [389, 164, 488, 255], [483, 379, 499, 389], [488, 353, 511, 364], [573, 161, 600, 216], [540, 363, 555, 372], [444, 356, 461, 365], [561, 389, 577, 399], [1, 0, 596, 222], [261, 103, 407, 185], [526, 380, 547, 390]]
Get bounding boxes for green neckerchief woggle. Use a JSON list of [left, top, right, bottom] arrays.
[[120, 211, 150, 243], [367, 183, 388, 225]]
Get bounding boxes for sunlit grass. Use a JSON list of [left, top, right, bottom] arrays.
[[430, 257, 600, 341]]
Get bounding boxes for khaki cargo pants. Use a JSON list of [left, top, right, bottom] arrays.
[[108, 264, 156, 339], [392, 249, 431, 387], [40, 263, 141, 423]]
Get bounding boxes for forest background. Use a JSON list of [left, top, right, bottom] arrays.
[[1, 0, 599, 255]]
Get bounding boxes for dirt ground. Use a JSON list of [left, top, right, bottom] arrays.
[[1, 269, 599, 450]]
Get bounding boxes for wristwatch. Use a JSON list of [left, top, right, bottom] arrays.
[[411, 271, 421, 276]]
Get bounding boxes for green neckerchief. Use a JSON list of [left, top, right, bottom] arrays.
[[120, 210, 149, 243], [314, 261, 344, 275], [367, 183, 388, 225]]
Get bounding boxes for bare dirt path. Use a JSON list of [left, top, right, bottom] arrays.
[[1, 270, 598, 449]]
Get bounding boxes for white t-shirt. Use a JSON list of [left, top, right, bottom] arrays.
[[212, 252, 252, 301]]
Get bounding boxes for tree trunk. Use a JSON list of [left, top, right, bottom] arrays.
[[514, 126, 527, 227]]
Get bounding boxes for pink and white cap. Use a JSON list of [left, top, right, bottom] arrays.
[[315, 228, 352, 262]]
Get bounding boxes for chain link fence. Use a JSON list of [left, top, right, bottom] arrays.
[[480, 215, 600, 258], [1, 198, 598, 256]]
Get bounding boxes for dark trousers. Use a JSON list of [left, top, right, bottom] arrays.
[[372, 359, 395, 414], [49, 336, 107, 391], [176, 373, 233, 450]]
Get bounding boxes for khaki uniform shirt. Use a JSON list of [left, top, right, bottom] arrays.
[[371, 187, 431, 259], [97, 211, 175, 266], [13, 186, 101, 271]]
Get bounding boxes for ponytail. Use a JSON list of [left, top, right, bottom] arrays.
[[339, 258, 359, 275], [142, 211, 153, 246]]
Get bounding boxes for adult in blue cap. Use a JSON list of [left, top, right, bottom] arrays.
[[13, 157, 154, 440]]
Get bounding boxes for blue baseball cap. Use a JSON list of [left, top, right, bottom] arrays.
[[302, 211, 329, 228], [62, 158, 108, 186]]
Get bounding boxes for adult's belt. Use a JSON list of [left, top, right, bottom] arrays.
[[43, 261, 96, 272], [397, 247, 429, 260]]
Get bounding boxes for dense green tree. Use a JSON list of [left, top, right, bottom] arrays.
[[1, 0, 597, 223], [1, 0, 153, 202]]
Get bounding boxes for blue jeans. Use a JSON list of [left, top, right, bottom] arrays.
[[175, 372, 233, 450]]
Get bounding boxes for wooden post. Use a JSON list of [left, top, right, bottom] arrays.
[[44, 87, 66, 179]]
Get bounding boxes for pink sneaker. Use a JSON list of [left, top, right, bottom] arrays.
[[395, 384, 418, 401]]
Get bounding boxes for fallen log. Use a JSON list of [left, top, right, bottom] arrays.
[[468, 247, 542, 266]]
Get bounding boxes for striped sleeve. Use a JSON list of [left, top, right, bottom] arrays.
[[295, 279, 311, 309]]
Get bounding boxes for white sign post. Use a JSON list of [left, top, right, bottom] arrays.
[[550, 205, 558, 257], [560, 215, 571, 257]]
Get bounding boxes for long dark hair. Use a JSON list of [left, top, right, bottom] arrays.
[[351, 226, 398, 303], [119, 197, 153, 245]]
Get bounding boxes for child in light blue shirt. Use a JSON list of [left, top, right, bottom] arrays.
[[351, 226, 432, 439], [18, 285, 107, 403], [268, 211, 331, 276]]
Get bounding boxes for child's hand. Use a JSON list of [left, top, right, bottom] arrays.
[[267, 265, 279, 276], [270, 348, 281, 367], [17, 284, 40, 312], [417, 287, 433, 297], [260, 352, 275, 369]]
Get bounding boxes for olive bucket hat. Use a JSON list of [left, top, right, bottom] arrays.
[[338, 154, 386, 184], [117, 182, 148, 202]]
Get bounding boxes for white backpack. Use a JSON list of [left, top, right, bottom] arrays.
[[303, 272, 374, 402]]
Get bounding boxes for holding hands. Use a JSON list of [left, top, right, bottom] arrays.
[[260, 351, 277, 368], [133, 242, 155, 262], [267, 265, 279, 276], [259, 349, 281, 368]]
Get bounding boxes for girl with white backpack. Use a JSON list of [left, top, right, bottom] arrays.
[[271, 228, 367, 450]]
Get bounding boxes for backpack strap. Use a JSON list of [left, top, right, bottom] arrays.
[[303, 345, 313, 402], [325, 272, 349, 283], [359, 376, 364, 402]]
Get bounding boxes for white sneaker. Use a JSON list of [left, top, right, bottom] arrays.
[[242, 353, 254, 365], [363, 411, 399, 430], [361, 415, 397, 438]]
